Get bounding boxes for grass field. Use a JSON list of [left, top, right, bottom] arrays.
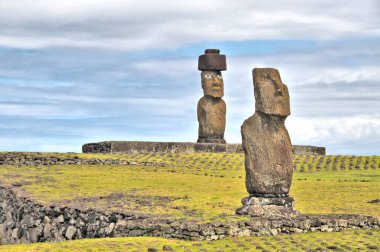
[[0, 153, 379, 221], [0, 152, 379, 251]]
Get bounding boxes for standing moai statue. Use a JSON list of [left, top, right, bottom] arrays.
[[197, 49, 227, 144], [236, 68, 299, 218]]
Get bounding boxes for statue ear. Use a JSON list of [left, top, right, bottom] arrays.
[[201, 73, 205, 89]]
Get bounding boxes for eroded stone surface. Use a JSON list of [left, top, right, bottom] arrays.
[[197, 49, 227, 144], [242, 113, 292, 195], [252, 68, 290, 116], [242, 68, 292, 195], [198, 49, 227, 71], [82, 141, 326, 155], [236, 196, 299, 219], [201, 71, 224, 98], [0, 152, 163, 167], [238, 68, 295, 217], [197, 96, 226, 144]]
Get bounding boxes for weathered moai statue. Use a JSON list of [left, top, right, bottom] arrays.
[[236, 68, 299, 218], [197, 49, 227, 144]]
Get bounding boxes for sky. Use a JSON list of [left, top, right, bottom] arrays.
[[0, 0, 379, 155]]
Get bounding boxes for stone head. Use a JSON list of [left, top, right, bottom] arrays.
[[201, 70, 224, 97], [252, 68, 290, 116], [198, 49, 226, 98]]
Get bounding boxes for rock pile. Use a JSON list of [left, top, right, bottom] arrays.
[[0, 153, 163, 167], [82, 142, 112, 153], [0, 186, 379, 244]]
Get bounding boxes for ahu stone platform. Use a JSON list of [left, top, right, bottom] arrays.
[[82, 141, 326, 155]]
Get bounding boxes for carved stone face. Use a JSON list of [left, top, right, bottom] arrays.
[[252, 68, 290, 116], [201, 70, 224, 98]]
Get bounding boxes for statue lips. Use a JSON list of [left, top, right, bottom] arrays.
[[212, 83, 222, 90]]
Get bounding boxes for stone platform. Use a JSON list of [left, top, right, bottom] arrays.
[[82, 141, 326, 155], [236, 196, 300, 219]]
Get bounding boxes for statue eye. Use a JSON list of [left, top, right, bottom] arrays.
[[217, 74, 223, 79], [203, 74, 212, 79]]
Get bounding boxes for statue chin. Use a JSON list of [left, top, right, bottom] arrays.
[[204, 90, 223, 98]]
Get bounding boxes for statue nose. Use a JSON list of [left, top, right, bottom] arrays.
[[269, 76, 283, 96]]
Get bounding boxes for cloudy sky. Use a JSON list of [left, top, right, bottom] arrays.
[[0, 0, 379, 154]]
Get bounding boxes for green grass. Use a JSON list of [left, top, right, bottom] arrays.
[[0, 229, 379, 251], [292, 169, 380, 217], [3, 152, 380, 171], [0, 153, 379, 221], [0, 164, 248, 222], [0, 152, 379, 251]]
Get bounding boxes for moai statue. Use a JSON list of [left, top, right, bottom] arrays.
[[197, 49, 227, 144], [236, 68, 299, 218]]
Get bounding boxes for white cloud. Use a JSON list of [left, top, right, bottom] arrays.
[[0, 0, 379, 154], [291, 67, 380, 86], [286, 116, 380, 154], [0, 0, 379, 50]]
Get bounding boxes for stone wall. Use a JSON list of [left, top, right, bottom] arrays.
[[0, 186, 378, 244], [0, 148, 325, 168], [0, 153, 164, 167], [82, 141, 243, 154], [293, 145, 326, 155], [82, 141, 326, 155], [81, 142, 112, 153]]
